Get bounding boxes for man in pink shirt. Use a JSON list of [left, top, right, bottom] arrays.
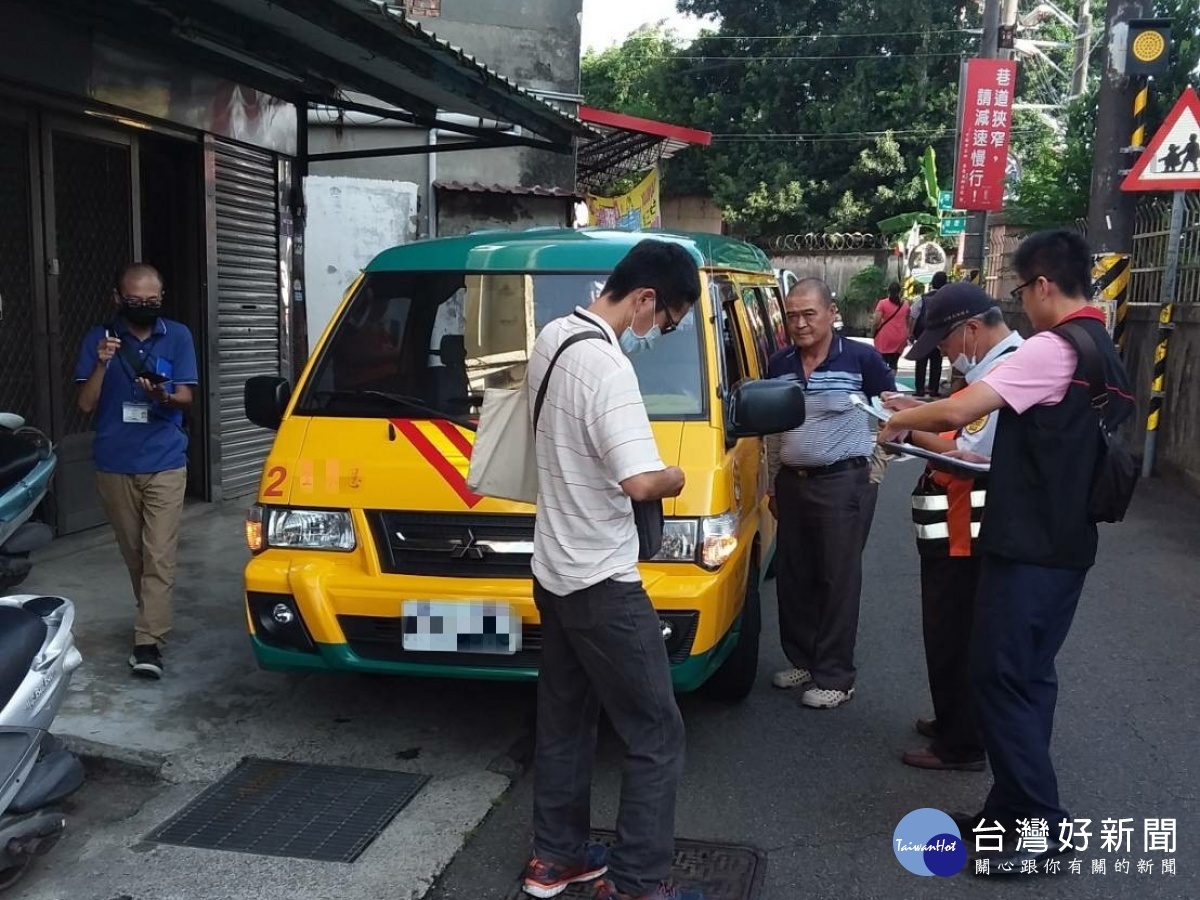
[[879, 230, 1134, 874], [872, 282, 909, 370]]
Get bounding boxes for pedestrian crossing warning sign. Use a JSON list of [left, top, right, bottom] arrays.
[[1122, 87, 1200, 192]]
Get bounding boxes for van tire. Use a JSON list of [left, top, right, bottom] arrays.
[[702, 558, 761, 702]]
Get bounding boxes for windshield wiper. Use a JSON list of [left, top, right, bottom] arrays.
[[310, 390, 477, 431]]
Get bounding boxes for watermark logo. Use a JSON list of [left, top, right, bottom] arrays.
[[894, 808, 967, 877]]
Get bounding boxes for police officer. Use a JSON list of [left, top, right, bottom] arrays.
[[883, 284, 1022, 771]]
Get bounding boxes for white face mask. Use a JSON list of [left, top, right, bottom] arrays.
[[951, 327, 979, 375], [619, 298, 660, 356]]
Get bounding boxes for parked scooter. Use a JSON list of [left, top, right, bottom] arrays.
[[0, 413, 56, 591], [0, 594, 84, 890]]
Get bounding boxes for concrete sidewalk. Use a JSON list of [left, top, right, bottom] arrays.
[[19, 501, 537, 900]]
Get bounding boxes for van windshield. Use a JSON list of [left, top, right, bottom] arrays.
[[295, 271, 706, 421]]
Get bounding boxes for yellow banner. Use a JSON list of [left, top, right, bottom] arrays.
[[586, 168, 662, 230]]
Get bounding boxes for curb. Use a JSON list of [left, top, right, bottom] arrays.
[[58, 734, 167, 784]]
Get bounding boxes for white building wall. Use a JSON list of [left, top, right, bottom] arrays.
[[302, 175, 420, 353]]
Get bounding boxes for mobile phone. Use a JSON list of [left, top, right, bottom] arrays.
[[140, 371, 170, 385]]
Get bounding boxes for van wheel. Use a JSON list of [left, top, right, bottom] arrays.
[[702, 559, 761, 702]]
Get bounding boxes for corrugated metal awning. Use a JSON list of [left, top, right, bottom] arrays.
[[435, 181, 583, 200], [27, 0, 591, 148]]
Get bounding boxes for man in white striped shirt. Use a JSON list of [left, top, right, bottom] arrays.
[[521, 240, 704, 900]]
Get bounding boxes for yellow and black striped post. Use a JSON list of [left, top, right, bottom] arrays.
[[1091, 253, 1131, 354], [1132, 82, 1149, 150], [1142, 191, 1187, 479]]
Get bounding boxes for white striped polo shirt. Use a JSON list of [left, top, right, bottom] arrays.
[[529, 307, 665, 597]]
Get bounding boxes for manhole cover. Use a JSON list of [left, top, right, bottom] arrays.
[[504, 831, 765, 900], [147, 757, 428, 863]]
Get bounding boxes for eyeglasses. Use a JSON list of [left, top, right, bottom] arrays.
[[1010, 278, 1039, 302], [120, 295, 162, 307], [658, 301, 683, 336]]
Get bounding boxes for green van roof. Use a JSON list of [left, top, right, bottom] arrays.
[[364, 227, 773, 274]]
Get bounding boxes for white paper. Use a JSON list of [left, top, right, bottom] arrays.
[[849, 393, 893, 423]]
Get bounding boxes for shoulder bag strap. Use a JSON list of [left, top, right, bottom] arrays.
[[876, 299, 904, 334], [533, 330, 609, 431], [1052, 320, 1107, 414]]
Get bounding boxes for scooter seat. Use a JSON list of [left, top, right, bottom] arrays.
[[0, 606, 47, 712], [0, 432, 40, 494]]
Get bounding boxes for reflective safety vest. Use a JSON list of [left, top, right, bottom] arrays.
[[911, 464, 987, 558]]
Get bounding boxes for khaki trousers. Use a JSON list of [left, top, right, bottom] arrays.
[[94, 468, 187, 648]]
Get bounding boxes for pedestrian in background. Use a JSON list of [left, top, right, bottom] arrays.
[[522, 240, 704, 900], [883, 284, 1022, 772], [767, 278, 895, 709], [879, 230, 1133, 870], [75, 263, 198, 680], [872, 281, 909, 371], [908, 271, 947, 398]]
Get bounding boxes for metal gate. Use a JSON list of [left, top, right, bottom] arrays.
[[213, 140, 281, 498]]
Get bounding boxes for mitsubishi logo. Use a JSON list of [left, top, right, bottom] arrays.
[[448, 529, 486, 560]]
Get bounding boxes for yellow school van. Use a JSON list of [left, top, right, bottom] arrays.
[[241, 228, 804, 700]]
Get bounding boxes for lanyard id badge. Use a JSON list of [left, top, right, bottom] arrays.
[[122, 402, 151, 424]]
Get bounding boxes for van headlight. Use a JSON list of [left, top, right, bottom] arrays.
[[247, 505, 356, 552], [652, 512, 739, 570]]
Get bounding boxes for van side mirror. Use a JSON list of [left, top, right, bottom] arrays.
[[728, 379, 805, 438], [245, 376, 291, 431]]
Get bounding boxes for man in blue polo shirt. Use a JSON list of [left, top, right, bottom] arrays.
[[76, 263, 199, 680], [767, 278, 895, 709]]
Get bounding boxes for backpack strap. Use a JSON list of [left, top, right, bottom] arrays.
[[1052, 320, 1107, 414], [533, 330, 610, 431]]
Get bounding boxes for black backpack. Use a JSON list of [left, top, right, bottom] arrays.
[[1053, 321, 1139, 524]]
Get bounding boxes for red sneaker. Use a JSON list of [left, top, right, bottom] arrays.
[[523, 843, 610, 898]]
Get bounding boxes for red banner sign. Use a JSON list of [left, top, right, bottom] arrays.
[[953, 59, 1018, 212]]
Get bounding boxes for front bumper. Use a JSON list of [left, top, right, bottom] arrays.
[[243, 549, 751, 693]]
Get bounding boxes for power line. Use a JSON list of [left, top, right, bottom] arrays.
[[648, 52, 969, 61], [683, 29, 978, 41]]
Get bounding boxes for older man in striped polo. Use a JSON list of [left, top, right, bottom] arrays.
[[766, 278, 895, 709]]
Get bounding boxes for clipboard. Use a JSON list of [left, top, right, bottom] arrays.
[[881, 441, 991, 475]]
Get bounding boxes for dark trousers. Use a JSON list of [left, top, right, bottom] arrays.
[[533, 577, 686, 897], [882, 352, 902, 371], [920, 554, 985, 761], [915, 349, 943, 396], [775, 465, 870, 691], [971, 556, 1087, 825]]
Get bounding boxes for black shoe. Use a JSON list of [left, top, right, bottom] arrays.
[[129, 644, 163, 679]]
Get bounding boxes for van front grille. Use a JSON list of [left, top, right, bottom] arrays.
[[369, 512, 534, 578]]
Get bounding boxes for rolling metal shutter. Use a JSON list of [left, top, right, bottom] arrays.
[[214, 141, 280, 498]]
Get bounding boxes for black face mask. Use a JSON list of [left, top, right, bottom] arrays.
[[121, 303, 161, 327]]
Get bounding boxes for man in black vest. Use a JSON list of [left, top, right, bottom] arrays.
[[878, 230, 1134, 872]]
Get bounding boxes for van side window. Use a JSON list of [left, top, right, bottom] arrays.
[[764, 285, 788, 350], [711, 278, 746, 390], [740, 288, 770, 375]]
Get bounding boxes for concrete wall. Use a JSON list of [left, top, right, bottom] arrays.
[[307, 0, 582, 235], [770, 251, 893, 300], [302, 175, 420, 352], [436, 190, 572, 235], [661, 196, 723, 234]]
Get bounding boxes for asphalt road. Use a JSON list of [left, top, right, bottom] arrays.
[[18, 463, 1197, 899], [429, 463, 1200, 900]]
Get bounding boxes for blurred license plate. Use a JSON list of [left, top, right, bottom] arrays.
[[401, 601, 521, 655]]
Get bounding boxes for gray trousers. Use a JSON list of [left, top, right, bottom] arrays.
[[775, 465, 872, 692], [532, 577, 686, 896]]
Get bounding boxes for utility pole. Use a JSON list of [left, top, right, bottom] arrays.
[[1087, 0, 1150, 252], [1072, 0, 1093, 99], [962, 0, 1003, 282]]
